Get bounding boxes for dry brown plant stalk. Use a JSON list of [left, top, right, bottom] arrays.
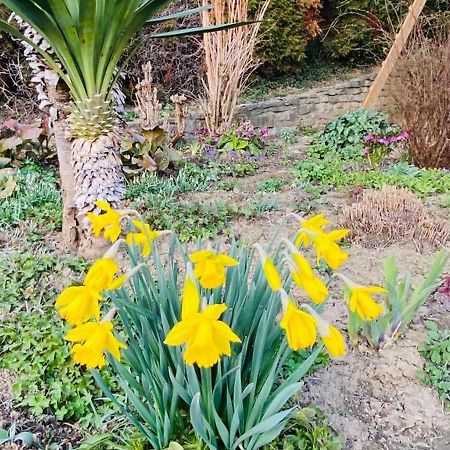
[[135, 62, 161, 129], [170, 93, 187, 145], [338, 186, 449, 248], [201, 0, 270, 133]]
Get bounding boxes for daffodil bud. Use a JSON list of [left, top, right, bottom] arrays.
[[255, 244, 282, 292]]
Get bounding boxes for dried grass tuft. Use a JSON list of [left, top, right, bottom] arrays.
[[338, 186, 449, 248]]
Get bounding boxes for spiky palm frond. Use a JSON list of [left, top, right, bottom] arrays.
[[0, 0, 176, 102], [0, 1, 250, 103]]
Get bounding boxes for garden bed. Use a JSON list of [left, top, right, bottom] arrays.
[[1, 125, 449, 449]]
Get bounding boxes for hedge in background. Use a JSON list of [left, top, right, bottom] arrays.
[[321, 0, 448, 63], [249, 0, 322, 75]]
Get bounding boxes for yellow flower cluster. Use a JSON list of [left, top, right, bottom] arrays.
[[56, 258, 126, 369], [87, 200, 162, 257], [257, 213, 386, 357], [57, 201, 164, 369], [257, 239, 346, 358], [295, 213, 349, 270], [59, 204, 386, 371]]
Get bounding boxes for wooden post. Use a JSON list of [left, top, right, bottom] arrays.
[[363, 0, 427, 108]]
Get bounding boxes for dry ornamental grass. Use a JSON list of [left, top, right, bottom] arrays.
[[338, 185, 449, 248]]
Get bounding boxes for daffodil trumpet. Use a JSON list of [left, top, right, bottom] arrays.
[[189, 248, 239, 290], [333, 273, 386, 322], [278, 289, 317, 351]]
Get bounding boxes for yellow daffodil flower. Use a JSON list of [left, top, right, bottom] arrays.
[[320, 325, 346, 358], [291, 253, 329, 304], [295, 213, 330, 247], [314, 234, 349, 270], [255, 244, 282, 291], [348, 286, 386, 321], [280, 300, 317, 351], [189, 250, 238, 290], [56, 258, 124, 325], [87, 200, 122, 242], [66, 321, 126, 369], [56, 286, 101, 326], [126, 220, 160, 257], [84, 258, 125, 292], [164, 272, 241, 367]]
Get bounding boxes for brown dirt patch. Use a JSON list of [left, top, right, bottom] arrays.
[[301, 327, 450, 450]]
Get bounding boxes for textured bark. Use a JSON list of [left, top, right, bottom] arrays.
[[54, 120, 79, 250], [47, 85, 79, 251], [71, 132, 124, 256]]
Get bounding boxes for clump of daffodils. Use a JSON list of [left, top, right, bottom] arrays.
[[56, 203, 163, 368], [57, 205, 386, 370]]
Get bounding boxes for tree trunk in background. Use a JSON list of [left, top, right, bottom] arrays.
[[47, 85, 79, 251], [54, 120, 79, 250]]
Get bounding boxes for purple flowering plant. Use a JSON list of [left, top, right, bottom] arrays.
[[363, 130, 410, 165], [196, 120, 269, 163]]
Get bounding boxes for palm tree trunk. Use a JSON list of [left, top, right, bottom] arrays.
[[47, 85, 80, 251], [71, 132, 124, 255], [54, 120, 80, 250]]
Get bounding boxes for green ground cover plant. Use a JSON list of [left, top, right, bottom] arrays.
[[0, 162, 62, 230], [312, 109, 399, 160], [0, 252, 117, 425], [125, 162, 265, 241], [419, 321, 450, 409], [296, 159, 450, 197], [439, 195, 450, 208], [265, 407, 341, 450], [258, 179, 286, 193]]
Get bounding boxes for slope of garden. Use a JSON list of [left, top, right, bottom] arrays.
[[0, 1, 449, 450]]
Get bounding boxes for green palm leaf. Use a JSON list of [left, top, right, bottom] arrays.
[[0, 0, 248, 104]]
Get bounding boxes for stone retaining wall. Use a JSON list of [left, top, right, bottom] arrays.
[[183, 70, 389, 135], [235, 72, 378, 132]]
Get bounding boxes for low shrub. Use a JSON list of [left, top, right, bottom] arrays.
[[312, 109, 399, 160], [338, 186, 449, 247], [249, 0, 322, 75], [388, 26, 450, 168], [320, 0, 447, 63], [197, 121, 269, 160]]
